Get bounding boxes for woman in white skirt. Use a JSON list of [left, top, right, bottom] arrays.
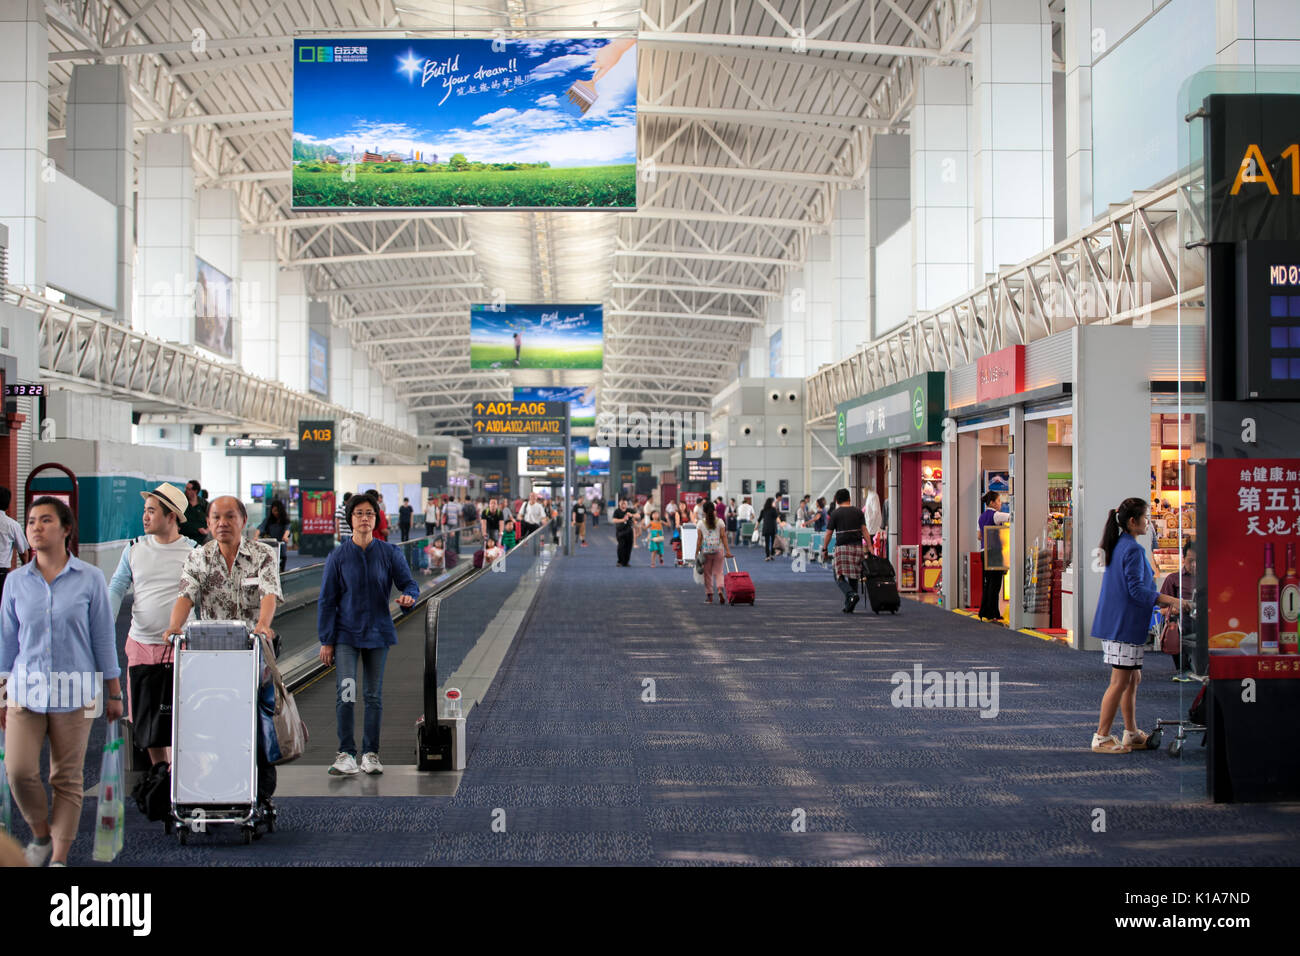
[[1089, 497, 1189, 754]]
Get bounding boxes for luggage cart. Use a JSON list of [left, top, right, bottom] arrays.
[[170, 620, 272, 844], [1145, 607, 1207, 756]]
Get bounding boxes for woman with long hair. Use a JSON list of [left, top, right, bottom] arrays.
[[977, 491, 1011, 622], [759, 497, 779, 561], [1090, 497, 1189, 754], [258, 498, 292, 571], [697, 498, 734, 603], [1, 497, 121, 866]]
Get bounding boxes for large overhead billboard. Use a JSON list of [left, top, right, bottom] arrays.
[[514, 385, 595, 428], [292, 37, 636, 209], [194, 257, 234, 359], [471, 304, 602, 369]]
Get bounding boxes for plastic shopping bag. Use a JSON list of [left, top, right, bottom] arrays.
[[0, 730, 12, 835], [92, 721, 125, 862]]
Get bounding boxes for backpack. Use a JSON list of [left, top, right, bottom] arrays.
[[131, 760, 171, 822], [462, 502, 477, 524]]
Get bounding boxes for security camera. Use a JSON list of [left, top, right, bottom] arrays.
[[779, 426, 789, 436], [742, 425, 752, 436], [788, 392, 798, 402], [770, 391, 780, 402]]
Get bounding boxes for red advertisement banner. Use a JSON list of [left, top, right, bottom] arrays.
[[1207, 458, 1300, 655], [975, 345, 1026, 403], [301, 490, 337, 536]]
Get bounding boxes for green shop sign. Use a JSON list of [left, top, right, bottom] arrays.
[[834, 371, 945, 455]]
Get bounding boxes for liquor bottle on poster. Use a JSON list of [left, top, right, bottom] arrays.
[[1259, 542, 1280, 655], [1282, 542, 1300, 655]]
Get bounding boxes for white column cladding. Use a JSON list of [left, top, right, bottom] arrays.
[[1063, 0, 1093, 234], [0, 0, 46, 289], [277, 268, 309, 393], [331, 323, 353, 411], [782, 265, 807, 378], [239, 232, 278, 379], [383, 386, 397, 429], [805, 232, 833, 371], [351, 346, 371, 418], [65, 64, 132, 322], [911, 66, 974, 313], [136, 133, 194, 342], [369, 377, 385, 427], [1217, 0, 1300, 65], [971, 0, 1054, 276], [867, 134, 910, 340], [194, 188, 240, 358], [831, 188, 867, 359]]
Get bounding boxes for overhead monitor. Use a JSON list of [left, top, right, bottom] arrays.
[[292, 37, 637, 209], [471, 304, 602, 369], [514, 385, 596, 428]]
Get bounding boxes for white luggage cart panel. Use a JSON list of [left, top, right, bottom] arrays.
[[173, 649, 259, 805]]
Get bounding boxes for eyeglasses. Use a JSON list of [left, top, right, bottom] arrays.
[[352, 511, 377, 519]]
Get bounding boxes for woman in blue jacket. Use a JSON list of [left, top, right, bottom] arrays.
[[318, 492, 419, 776], [1090, 497, 1188, 754]]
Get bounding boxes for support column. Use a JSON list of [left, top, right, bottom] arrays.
[[330, 322, 353, 411], [350, 347, 371, 418], [911, 66, 974, 313], [780, 267, 806, 378], [194, 189, 239, 359], [239, 232, 278, 379], [971, 0, 1054, 276], [1007, 405, 1027, 629], [1063, 0, 1092, 234], [1217, 2, 1300, 64], [867, 134, 909, 340], [66, 64, 132, 322], [806, 232, 833, 371], [831, 187, 867, 357], [0, 0, 47, 290], [277, 268, 309, 393], [1017, 417, 1050, 630], [137, 134, 194, 342]]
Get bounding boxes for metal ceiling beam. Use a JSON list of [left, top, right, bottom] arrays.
[[636, 30, 972, 63], [640, 104, 891, 131], [611, 280, 779, 298]]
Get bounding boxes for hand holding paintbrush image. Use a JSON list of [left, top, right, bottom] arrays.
[[565, 38, 636, 115]]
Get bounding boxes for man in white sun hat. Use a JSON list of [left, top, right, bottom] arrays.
[[106, 481, 196, 769]]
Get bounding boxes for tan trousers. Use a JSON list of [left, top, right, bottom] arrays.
[[4, 705, 96, 842]]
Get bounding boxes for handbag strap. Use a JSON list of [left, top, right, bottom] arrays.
[[257, 634, 288, 695]]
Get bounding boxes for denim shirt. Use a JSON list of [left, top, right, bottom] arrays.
[[0, 557, 119, 712], [317, 538, 419, 648]]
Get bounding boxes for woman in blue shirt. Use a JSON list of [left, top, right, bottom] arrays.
[[1090, 497, 1188, 754], [0, 497, 121, 866], [318, 493, 419, 776]]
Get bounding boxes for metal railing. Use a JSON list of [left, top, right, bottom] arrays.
[[3, 284, 418, 460], [806, 178, 1207, 423]]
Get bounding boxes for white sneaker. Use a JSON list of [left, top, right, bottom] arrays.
[[360, 752, 384, 775], [24, 840, 52, 867], [328, 752, 360, 775]]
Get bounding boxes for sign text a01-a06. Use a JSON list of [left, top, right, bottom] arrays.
[[471, 399, 568, 447]]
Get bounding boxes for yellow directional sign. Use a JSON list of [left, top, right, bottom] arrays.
[[471, 399, 569, 447]]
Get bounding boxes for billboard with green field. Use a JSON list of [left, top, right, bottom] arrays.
[[292, 37, 636, 209], [472, 304, 602, 370]]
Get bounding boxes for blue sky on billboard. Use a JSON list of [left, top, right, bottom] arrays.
[[514, 386, 596, 422], [292, 38, 636, 168], [470, 303, 602, 369]]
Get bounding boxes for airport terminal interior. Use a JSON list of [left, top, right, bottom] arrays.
[[0, 0, 1298, 878]]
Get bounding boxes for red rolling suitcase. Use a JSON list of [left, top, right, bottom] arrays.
[[723, 557, 756, 605]]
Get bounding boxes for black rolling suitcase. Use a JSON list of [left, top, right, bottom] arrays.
[[862, 553, 901, 615]]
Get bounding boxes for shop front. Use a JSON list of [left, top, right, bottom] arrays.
[[943, 326, 1205, 648], [836, 372, 945, 595]]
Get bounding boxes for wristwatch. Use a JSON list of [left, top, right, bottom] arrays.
[[107, 693, 124, 701]]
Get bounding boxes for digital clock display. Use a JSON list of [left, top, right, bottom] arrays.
[[3, 384, 44, 397]]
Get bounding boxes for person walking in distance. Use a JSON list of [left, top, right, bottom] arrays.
[[481, 497, 504, 546], [978, 491, 1012, 622], [1, 497, 122, 867], [613, 497, 636, 567], [758, 497, 780, 561], [163, 496, 282, 816], [374, 493, 389, 541], [735, 496, 755, 548], [107, 483, 195, 770], [571, 495, 588, 547], [179, 479, 209, 545], [0, 486, 29, 596], [318, 493, 418, 776], [521, 492, 547, 541], [424, 494, 440, 538], [821, 489, 866, 613], [398, 497, 414, 543], [257, 498, 291, 572], [647, 510, 665, 566], [336, 492, 354, 542], [1090, 497, 1190, 754], [697, 499, 734, 604]]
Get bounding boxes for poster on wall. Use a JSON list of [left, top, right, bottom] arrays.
[[514, 385, 596, 427], [301, 490, 337, 535], [194, 257, 234, 359], [1206, 458, 1300, 655], [897, 545, 920, 592], [292, 37, 636, 209], [309, 330, 329, 396], [471, 304, 602, 369]]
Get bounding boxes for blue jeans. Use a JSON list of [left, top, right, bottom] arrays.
[[335, 644, 390, 757]]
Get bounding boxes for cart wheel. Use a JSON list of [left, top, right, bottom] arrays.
[[241, 827, 253, 845], [178, 827, 189, 845], [1168, 739, 1183, 757], [266, 812, 276, 834], [163, 819, 174, 836], [1147, 728, 1163, 749]]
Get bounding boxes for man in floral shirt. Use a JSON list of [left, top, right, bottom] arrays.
[[164, 495, 283, 812]]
